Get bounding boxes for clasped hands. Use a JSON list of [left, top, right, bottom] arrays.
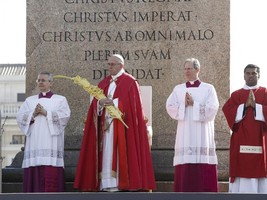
[[245, 90, 255, 108], [99, 98, 114, 107], [33, 103, 47, 117], [185, 92, 194, 107]]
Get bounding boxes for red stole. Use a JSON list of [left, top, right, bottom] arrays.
[[113, 104, 129, 189], [98, 76, 129, 189]]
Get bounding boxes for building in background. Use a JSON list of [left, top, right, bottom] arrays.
[[0, 64, 26, 168]]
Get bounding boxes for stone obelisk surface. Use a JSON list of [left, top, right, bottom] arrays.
[[24, 0, 230, 191]]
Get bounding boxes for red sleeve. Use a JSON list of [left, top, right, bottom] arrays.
[[222, 90, 242, 131]]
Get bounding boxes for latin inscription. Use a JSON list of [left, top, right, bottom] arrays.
[[40, 0, 215, 80]]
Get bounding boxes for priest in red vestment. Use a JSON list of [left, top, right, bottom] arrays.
[[74, 54, 156, 192], [222, 64, 267, 193]]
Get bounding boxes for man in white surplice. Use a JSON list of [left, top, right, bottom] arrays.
[[166, 58, 219, 192], [16, 71, 70, 192]]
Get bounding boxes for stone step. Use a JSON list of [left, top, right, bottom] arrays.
[[2, 181, 229, 193], [1, 192, 267, 200], [154, 181, 229, 192]]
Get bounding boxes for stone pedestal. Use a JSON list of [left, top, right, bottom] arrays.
[[3, 146, 229, 192]]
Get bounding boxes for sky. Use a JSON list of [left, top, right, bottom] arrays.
[[0, 0, 26, 64], [0, 0, 267, 92]]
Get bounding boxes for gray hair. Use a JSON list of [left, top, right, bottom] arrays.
[[184, 58, 200, 69], [39, 71, 53, 81]]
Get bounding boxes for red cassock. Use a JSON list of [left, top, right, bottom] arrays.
[[222, 87, 267, 181], [73, 73, 156, 191]]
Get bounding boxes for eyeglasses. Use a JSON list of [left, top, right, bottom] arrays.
[[107, 63, 120, 67], [36, 79, 50, 83]]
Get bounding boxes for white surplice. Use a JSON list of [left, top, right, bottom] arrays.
[[166, 82, 219, 166], [16, 94, 70, 168]]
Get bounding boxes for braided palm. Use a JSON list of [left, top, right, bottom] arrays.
[[54, 75, 128, 128]]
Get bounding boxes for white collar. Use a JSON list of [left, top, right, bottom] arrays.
[[243, 84, 258, 90], [111, 68, 125, 82], [41, 90, 51, 96], [188, 79, 199, 84]]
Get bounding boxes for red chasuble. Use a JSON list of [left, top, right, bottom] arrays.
[[222, 87, 267, 180], [74, 73, 156, 191]]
